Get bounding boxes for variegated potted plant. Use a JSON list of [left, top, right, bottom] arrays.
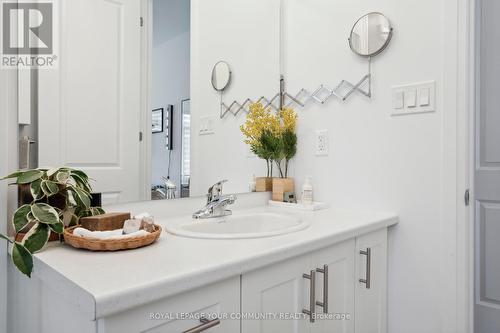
[[0, 167, 104, 277]]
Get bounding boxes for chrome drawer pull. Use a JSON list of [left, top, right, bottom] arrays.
[[316, 264, 329, 313], [302, 270, 316, 323], [183, 317, 220, 333], [359, 247, 371, 289]]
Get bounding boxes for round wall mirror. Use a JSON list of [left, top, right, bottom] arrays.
[[349, 12, 393, 57], [211, 61, 232, 91]]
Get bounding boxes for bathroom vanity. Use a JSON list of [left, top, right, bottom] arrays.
[[8, 193, 397, 333]]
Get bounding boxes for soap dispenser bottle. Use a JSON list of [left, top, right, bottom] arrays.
[[301, 176, 313, 205]]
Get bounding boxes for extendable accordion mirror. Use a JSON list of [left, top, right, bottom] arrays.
[[214, 11, 393, 119]]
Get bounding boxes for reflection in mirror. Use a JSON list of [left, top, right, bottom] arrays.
[[349, 12, 393, 57], [211, 61, 232, 92], [180, 99, 191, 198], [151, 0, 191, 201], [34, 0, 281, 205]]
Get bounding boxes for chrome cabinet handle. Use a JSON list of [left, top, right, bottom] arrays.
[[316, 264, 329, 313], [359, 248, 371, 289], [302, 270, 316, 323], [183, 317, 220, 333]]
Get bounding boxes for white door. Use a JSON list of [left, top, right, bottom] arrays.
[[311, 240, 355, 333], [354, 230, 387, 333], [38, 0, 143, 205], [241, 254, 310, 333], [475, 0, 500, 331]]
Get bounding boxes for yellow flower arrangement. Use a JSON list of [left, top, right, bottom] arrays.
[[240, 103, 298, 178], [240, 103, 281, 146], [279, 107, 298, 132]]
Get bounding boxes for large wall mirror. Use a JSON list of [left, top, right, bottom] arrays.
[[29, 0, 391, 205]]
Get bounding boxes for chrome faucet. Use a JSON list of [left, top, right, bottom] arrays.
[[192, 180, 236, 219]]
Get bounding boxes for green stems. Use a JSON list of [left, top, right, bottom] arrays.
[[0, 234, 13, 244], [274, 160, 284, 178]]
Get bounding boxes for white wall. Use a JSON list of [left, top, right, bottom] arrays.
[[191, 0, 459, 332], [151, 0, 190, 189], [284, 1, 444, 331]]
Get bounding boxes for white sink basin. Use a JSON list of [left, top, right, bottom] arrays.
[[165, 211, 309, 239]]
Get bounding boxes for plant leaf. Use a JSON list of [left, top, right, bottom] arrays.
[[70, 170, 89, 181], [23, 223, 50, 253], [46, 167, 60, 177], [41, 180, 59, 196], [12, 242, 33, 277], [13, 204, 32, 232], [30, 179, 44, 200], [16, 170, 44, 184], [71, 173, 92, 193], [31, 203, 59, 225], [27, 212, 37, 223], [55, 171, 70, 184], [90, 207, 105, 216], [68, 214, 79, 227], [72, 187, 91, 209], [49, 220, 64, 234], [1, 171, 25, 180], [67, 190, 77, 206], [40, 181, 50, 196]]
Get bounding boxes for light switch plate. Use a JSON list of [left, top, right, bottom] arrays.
[[199, 116, 215, 135], [391, 81, 436, 116]]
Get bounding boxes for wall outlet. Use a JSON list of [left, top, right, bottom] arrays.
[[315, 130, 329, 156]]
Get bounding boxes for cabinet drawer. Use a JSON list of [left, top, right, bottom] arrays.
[[97, 277, 240, 333]]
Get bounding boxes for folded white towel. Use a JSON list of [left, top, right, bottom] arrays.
[[134, 212, 151, 219], [73, 227, 149, 240], [106, 230, 149, 240], [73, 228, 122, 239]]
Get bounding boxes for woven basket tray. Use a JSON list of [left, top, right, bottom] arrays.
[[63, 225, 162, 251]]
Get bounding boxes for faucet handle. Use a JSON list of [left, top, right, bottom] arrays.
[[207, 179, 228, 202]]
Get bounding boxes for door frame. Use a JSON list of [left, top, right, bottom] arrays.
[[0, 69, 11, 333], [1, 67, 20, 333], [140, 0, 153, 200], [443, 0, 475, 332]]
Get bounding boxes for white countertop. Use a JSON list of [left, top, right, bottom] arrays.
[[31, 194, 398, 321]]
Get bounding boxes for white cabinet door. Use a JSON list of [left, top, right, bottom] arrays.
[[39, 0, 143, 205], [311, 240, 355, 333], [354, 229, 387, 333], [241, 255, 311, 333], [98, 277, 240, 333]]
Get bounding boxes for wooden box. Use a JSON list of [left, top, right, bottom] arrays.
[[272, 178, 295, 202], [80, 212, 131, 231], [256, 177, 273, 192]]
